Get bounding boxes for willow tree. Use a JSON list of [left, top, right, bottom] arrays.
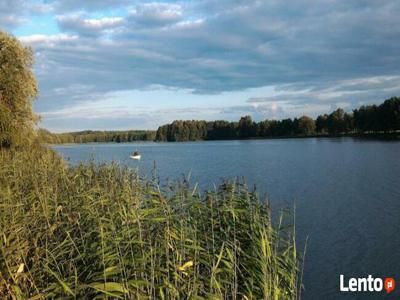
[[0, 31, 38, 149]]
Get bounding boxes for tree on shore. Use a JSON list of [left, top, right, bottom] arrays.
[[238, 115, 257, 138], [0, 31, 38, 149], [154, 97, 400, 141], [297, 115, 316, 135], [353, 97, 400, 133]]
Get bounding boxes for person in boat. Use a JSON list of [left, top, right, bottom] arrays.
[[132, 151, 140, 156]]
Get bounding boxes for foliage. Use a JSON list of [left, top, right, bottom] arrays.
[[155, 120, 208, 142], [238, 116, 258, 138], [38, 129, 156, 144], [353, 97, 400, 133], [297, 116, 316, 135], [155, 98, 400, 141], [0, 147, 302, 299], [0, 31, 38, 149], [35, 99, 400, 144]]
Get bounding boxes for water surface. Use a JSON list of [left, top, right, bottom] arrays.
[[54, 138, 400, 299]]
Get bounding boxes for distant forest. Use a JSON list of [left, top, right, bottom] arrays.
[[155, 97, 400, 141], [38, 129, 156, 144], [41, 97, 399, 144]]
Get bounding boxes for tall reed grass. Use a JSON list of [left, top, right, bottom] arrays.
[[0, 147, 302, 299]]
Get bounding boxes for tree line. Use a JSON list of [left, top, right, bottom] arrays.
[[39, 97, 399, 144], [155, 97, 400, 141], [38, 129, 156, 144]]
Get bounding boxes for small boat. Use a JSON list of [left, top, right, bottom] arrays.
[[130, 151, 141, 160]]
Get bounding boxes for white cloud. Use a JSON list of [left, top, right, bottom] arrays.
[[247, 75, 400, 114], [129, 3, 183, 27], [0, 0, 24, 29], [5, 0, 400, 130], [30, 3, 54, 14], [57, 15, 125, 36], [58, 15, 124, 29], [82, 17, 124, 28], [19, 34, 79, 45]]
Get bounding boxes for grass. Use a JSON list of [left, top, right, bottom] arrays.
[[0, 146, 302, 299]]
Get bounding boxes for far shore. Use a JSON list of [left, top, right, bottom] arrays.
[[48, 131, 400, 145]]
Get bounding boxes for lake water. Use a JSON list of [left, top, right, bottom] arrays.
[[53, 138, 400, 299]]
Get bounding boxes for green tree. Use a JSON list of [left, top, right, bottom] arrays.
[[154, 97, 399, 141], [156, 125, 168, 141], [208, 120, 237, 139], [258, 120, 271, 137], [327, 108, 346, 135], [353, 105, 380, 132], [316, 114, 328, 133], [0, 31, 38, 148], [297, 115, 316, 135], [238, 115, 257, 138], [343, 112, 354, 133], [277, 118, 295, 136], [379, 97, 400, 132]]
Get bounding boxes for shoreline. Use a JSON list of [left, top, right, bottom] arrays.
[[48, 131, 400, 145]]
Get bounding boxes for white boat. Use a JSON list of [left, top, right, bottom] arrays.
[[130, 151, 141, 160]]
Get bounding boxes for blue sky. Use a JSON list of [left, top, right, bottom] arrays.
[[2, 0, 400, 132]]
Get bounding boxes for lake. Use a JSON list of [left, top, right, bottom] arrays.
[[53, 137, 400, 299]]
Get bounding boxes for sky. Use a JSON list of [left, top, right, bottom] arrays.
[[1, 0, 400, 132]]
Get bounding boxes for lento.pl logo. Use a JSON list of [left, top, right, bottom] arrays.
[[340, 275, 395, 293]]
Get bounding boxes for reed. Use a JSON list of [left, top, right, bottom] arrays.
[[0, 146, 302, 299]]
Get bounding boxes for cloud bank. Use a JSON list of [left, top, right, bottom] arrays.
[[1, 0, 399, 130]]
